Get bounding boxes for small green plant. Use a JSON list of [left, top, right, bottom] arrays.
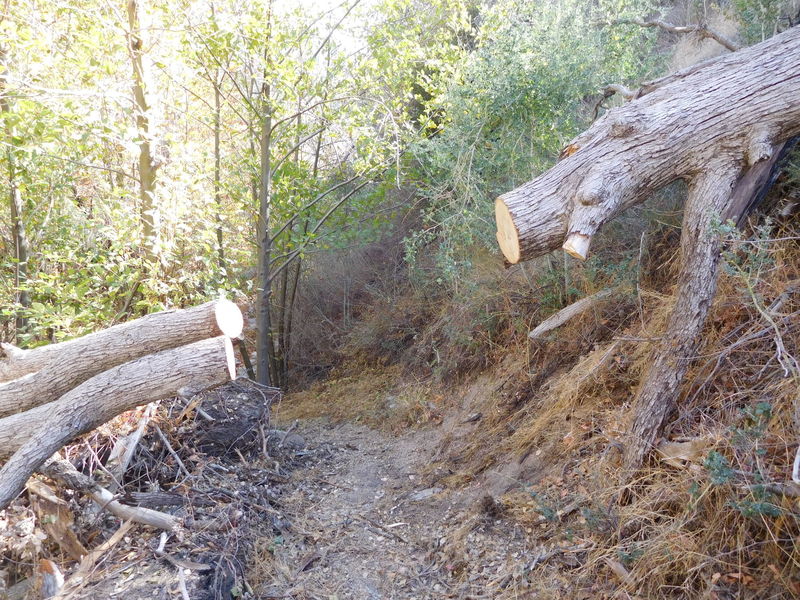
[[525, 487, 558, 522], [580, 505, 615, 534], [267, 535, 284, 554], [704, 450, 735, 486], [687, 480, 703, 510], [729, 498, 783, 519], [617, 544, 644, 568], [731, 401, 772, 449]]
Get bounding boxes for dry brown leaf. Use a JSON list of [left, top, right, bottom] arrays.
[[27, 480, 87, 561], [656, 437, 714, 468]]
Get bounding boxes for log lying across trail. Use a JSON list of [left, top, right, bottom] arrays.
[[0, 299, 242, 417], [0, 336, 236, 509], [494, 26, 800, 472]]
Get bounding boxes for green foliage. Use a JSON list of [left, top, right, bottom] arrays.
[[702, 403, 787, 522], [729, 497, 783, 518], [704, 450, 735, 486], [731, 401, 772, 448], [718, 218, 776, 281], [1, 0, 455, 350], [730, 0, 786, 44], [525, 487, 559, 522], [617, 544, 645, 568], [407, 0, 658, 282]]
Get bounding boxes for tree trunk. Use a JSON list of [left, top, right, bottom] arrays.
[[0, 299, 242, 414], [493, 27, 800, 471], [0, 45, 31, 339], [282, 250, 303, 386], [623, 162, 739, 470], [274, 250, 288, 388], [127, 0, 159, 261], [495, 26, 800, 263], [256, 85, 275, 387], [213, 70, 226, 273], [0, 336, 235, 509], [724, 137, 798, 226]]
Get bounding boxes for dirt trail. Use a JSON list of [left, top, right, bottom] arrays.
[[256, 420, 545, 600]]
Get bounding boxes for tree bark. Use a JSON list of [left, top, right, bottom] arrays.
[[0, 299, 242, 413], [724, 137, 798, 226], [0, 336, 235, 509], [127, 0, 159, 261], [213, 67, 226, 273], [256, 76, 275, 387], [623, 162, 739, 470], [493, 27, 800, 472], [0, 45, 31, 339], [255, 0, 277, 387], [495, 26, 800, 263]]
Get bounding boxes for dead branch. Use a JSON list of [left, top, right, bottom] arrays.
[[106, 403, 156, 493], [529, 288, 614, 340], [616, 18, 740, 51], [41, 458, 178, 530]]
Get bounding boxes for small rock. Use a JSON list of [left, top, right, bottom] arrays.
[[409, 487, 442, 502]]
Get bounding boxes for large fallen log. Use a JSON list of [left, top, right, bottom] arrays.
[[0, 336, 235, 509], [495, 26, 800, 263], [493, 26, 800, 472], [0, 299, 242, 417]]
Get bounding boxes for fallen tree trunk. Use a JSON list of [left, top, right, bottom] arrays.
[[723, 137, 798, 226], [493, 26, 800, 473], [495, 26, 800, 263], [0, 299, 242, 417], [0, 336, 235, 509]]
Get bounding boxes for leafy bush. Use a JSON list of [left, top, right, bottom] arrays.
[[407, 0, 659, 282]]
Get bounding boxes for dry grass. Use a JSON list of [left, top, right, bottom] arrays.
[[457, 221, 800, 599], [273, 365, 445, 432], [277, 191, 800, 597], [365, 217, 800, 598]]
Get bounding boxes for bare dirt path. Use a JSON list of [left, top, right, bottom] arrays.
[[255, 420, 544, 600]]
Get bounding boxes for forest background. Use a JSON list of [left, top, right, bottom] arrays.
[[0, 0, 797, 389]]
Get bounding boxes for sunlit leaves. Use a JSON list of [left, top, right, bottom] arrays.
[[407, 0, 658, 282]]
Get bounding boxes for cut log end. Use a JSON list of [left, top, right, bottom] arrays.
[[495, 197, 521, 264], [563, 233, 591, 260], [224, 336, 236, 380], [215, 299, 244, 339]]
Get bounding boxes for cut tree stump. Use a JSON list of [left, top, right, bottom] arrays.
[[0, 335, 236, 509], [493, 26, 800, 473], [0, 299, 242, 417]]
